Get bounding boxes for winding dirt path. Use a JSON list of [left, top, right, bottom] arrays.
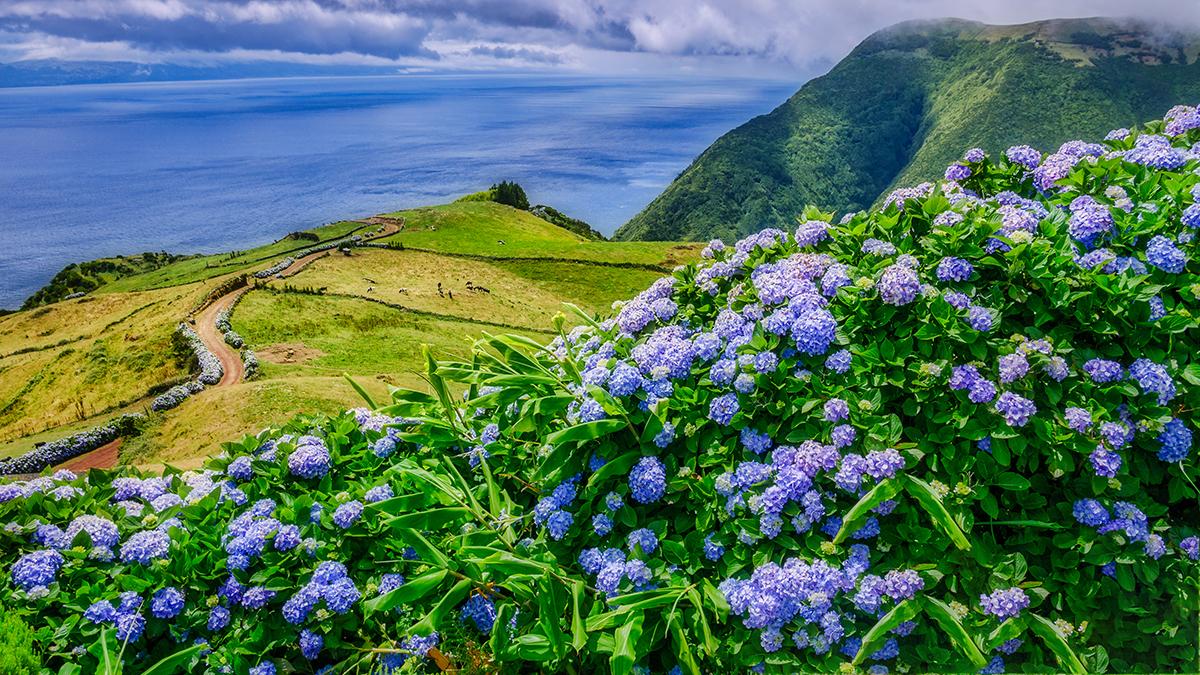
[[189, 217, 403, 390], [7, 219, 406, 476]]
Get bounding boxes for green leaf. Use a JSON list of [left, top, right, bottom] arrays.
[[490, 602, 517, 659], [853, 599, 920, 665], [834, 478, 901, 544], [994, 472, 1031, 491], [364, 568, 449, 617], [1028, 613, 1087, 674], [667, 611, 701, 675], [923, 597, 988, 668], [383, 506, 472, 531], [410, 578, 472, 636], [141, 644, 205, 675], [609, 611, 644, 675], [904, 475, 972, 550], [547, 419, 629, 445], [570, 579, 588, 652], [393, 528, 451, 569], [342, 372, 377, 409]]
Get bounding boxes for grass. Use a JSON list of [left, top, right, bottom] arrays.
[[97, 221, 366, 294], [123, 376, 391, 468], [268, 248, 663, 330], [232, 291, 520, 381], [377, 202, 701, 267], [0, 282, 209, 443]]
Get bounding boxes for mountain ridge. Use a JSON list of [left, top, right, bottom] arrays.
[[614, 16, 1200, 241]]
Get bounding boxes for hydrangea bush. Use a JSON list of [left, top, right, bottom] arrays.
[[151, 324, 224, 412], [0, 414, 143, 476], [3, 108, 1200, 674]]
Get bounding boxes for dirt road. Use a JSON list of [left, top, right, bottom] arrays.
[[34, 218, 406, 475]]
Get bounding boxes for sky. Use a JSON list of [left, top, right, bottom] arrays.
[[2, 0, 1200, 78]]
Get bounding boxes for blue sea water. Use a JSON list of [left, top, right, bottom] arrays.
[[0, 74, 795, 308]]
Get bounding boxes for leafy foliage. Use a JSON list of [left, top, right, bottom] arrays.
[[616, 18, 1200, 242], [3, 108, 1200, 675]]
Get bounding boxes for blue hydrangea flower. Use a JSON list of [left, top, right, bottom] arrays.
[[288, 437, 332, 479], [115, 612, 146, 643], [546, 510, 573, 540], [119, 530, 171, 565], [460, 594, 497, 634], [1146, 235, 1187, 273], [207, 606, 230, 632], [629, 456, 666, 504], [653, 423, 676, 448], [592, 513, 612, 536], [708, 393, 739, 426], [332, 501, 364, 529], [300, 629, 324, 660], [85, 600, 117, 624], [1157, 418, 1192, 462], [627, 528, 658, 554], [1073, 499, 1109, 527], [150, 587, 185, 619], [1083, 358, 1123, 383]]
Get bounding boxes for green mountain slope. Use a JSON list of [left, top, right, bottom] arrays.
[[616, 17, 1200, 241]]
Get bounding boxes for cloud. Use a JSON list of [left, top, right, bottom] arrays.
[[2, 0, 1200, 74]]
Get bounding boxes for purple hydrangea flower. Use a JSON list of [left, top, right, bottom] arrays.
[[333, 501, 364, 529], [936, 256, 973, 282], [288, 437, 332, 479], [979, 587, 1029, 621], [878, 264, 921, 306], [1090, 446, 1123, 478]]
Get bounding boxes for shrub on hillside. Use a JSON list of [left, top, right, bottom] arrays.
[[491, 180, 531, 210], [2, 107, 1200, 674]]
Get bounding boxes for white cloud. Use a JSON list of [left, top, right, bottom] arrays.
[[2, 0, 1199, 75]]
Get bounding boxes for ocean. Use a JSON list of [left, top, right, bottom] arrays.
[[0, 74, 795, 308]]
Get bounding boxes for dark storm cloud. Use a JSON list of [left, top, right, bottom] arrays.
[[2, 1, 1200, 70]]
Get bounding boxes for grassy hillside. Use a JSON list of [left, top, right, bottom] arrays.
[[378, 202, 699, 267], [616, 17, 1200, 241], [0, 200, 697, 465]]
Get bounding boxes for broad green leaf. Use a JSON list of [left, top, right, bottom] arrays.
[[834, 477, 901, 544], [547, 419, 629, 445], [853, 599, 920, 665], [409, 578, 471, 636], [904, 475, 972, 550], [141, 644, 205, 675], [342, 373, 376, 409], [667, 612, 701, 675], [364, 568, 448, 617], [383, 506, 472, 531], [923, 597, 988, 668], [570, 579, 588, 652], [609, 611, 645, 675], [490, 603, 517, 660], [1028, 613, 1087, 674]]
